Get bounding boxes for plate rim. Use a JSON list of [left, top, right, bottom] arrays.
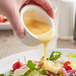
[[0, 48, 76, 61]]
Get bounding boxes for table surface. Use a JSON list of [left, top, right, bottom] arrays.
[[0, 30, 76, 59]]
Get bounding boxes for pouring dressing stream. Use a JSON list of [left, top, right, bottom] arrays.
[[23, 18, 54, 61]]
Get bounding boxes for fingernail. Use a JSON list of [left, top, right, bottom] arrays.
[[51, 14, 55, 19], [19, 33, 25, 38], [52, 15, 54, 19]]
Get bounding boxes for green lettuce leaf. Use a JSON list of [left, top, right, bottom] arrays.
[[48, 51, 62, 61], [0, 74, 5, 76], [27, 70, 40, 76], [69, 52, 76, 57], [27, 60, 36, 70], [23, 70, 40, 76], [37, 68, 47, 75], [23, 71, 30, 76], [60, 74, 64, 76]]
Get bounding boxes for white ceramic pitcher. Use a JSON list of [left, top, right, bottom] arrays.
[[19, 5, 55, 46]]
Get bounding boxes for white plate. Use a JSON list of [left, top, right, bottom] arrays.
[[0, 48, 76, 74], [0, 23, 12, 30]]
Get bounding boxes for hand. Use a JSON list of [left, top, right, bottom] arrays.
[[0, 0, 54, 38]]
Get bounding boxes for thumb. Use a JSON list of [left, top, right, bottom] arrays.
[[7, 7, 25, 38]]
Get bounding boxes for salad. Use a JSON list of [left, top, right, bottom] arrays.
[[0, 15, 9, 23], [0, 51, 76, 76]]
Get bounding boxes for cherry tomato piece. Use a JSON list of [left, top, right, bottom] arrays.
[[13, 61, 24, 70], [63, 61, 72, 71], [0, 16, 5, 23]]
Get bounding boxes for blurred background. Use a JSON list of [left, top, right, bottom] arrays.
[[0, 0, 76, 59]]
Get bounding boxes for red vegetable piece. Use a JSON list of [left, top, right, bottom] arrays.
[[0, 16, 5, 23], [63, 61, 72, 71], [13, 61, 24, 70]]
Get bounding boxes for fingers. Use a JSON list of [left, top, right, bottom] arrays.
[[0, 0, 25, 38], [17, 0, 27, 8], [33, 0, 55, 19], [7, 7, 25, 38]]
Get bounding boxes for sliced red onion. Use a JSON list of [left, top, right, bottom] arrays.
[[36, 65, 41, 68], [67, 69, 76, 73], [19, 65, 26, 69], [46, 71, 54, 76], [35, 61, 40, 63], [61, 68, 68, 76]]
